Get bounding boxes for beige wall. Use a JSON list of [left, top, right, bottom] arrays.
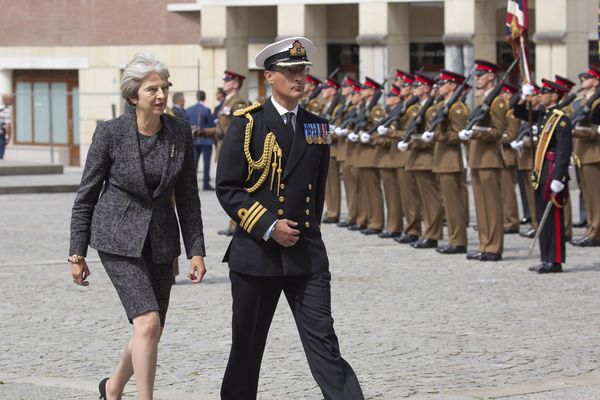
[[0, 0, 200, 46]]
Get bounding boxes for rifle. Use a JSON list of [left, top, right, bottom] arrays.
[[401, 94, 436, 144], [570, 86, 600, 125], [353, 79, 387, 133], [367, 95, 419, 134], [426, 67, 475, 133], [339, 102, 363, 129], [303, 67, 341, 106], [324, 72, 347, 120], [464, 57, 520, 130]]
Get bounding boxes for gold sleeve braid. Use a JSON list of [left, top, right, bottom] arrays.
[[234, 103, 284, 196]]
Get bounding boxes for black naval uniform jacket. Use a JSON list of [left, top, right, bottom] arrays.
[[513, 103, 573, 190], [216, 98, 330, 276]]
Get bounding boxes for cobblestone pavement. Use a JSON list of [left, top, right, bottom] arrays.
[[1, 184, 599, 399]]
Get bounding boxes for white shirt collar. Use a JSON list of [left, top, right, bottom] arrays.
[[270, 96, 299, 117]]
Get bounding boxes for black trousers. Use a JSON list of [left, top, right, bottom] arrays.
[[535, 187, 566, 264], [221, 270, 364, 400]]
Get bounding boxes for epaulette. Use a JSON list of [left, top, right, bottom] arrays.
[[233, 102, 262, 117], [592, 98, 600, 110], [232, 100, 249, 113]]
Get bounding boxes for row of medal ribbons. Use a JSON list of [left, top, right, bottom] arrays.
[[304, 123, 332, 144]]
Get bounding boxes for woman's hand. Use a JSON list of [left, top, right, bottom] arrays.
[[188, 256, 207, 284], [71, 259, 91, 286]]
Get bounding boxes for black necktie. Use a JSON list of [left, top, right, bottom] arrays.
[[285, 112, 295, 135]]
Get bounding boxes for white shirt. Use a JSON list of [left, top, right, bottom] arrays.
[[271, 96, 298, 129]]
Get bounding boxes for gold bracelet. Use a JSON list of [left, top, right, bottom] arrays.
[[68, 254, 84, 263]]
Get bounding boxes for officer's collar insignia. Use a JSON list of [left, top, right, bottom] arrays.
[[304, 123, 331, 145], [289, 41, 306, 58]]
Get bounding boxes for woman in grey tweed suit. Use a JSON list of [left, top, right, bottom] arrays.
[[69, 53, 207, 400]]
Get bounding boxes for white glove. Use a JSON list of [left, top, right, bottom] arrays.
[[329, 124, 336, 134], [377, 125, 389, 136], [347, 132, 359, 142], [550, 179, 565, 193], [421, 131, 434, 142], [510, 140, 524, 150], [597, 125, 600, 135], [458, 129, 473, 141], [532, 125, 539, 135], [360, 131, 371, 144], [397, 141, 409, 152], [521, 83, 535, 100]]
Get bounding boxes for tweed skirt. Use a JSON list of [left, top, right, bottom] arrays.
[[98, 243, 174, 327]]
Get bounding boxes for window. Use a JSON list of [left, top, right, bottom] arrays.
[[13, 70, 79, 146]]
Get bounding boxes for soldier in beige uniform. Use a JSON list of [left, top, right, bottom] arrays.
[[321, 78, 342, 223], [300, 74, 321, 108], [335, 80, 365, 229], [352, 77, 386, 235], [460, 60, 507, 262], [511, 85, 541, 239], [204, 70, 248, 236], [400, 73, 443, 248], [498, 83, 521, 234], [388, 71, 422, 244], [572, 65, 600, 247], [372, 84, 404, 238], [424, 70, 470, 254]]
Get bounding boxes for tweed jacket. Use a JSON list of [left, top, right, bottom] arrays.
[[69, 111, 206, 263], [216, 98, 330, 276]]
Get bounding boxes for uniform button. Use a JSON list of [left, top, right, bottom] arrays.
[[308, 184, 312, 190], [306, 196, 310, 203], [278, 209, 284, 216], [305, 222, 310, 228], [305, 209, 310, 215], [280, 183, 285, 190], [279, 196, 285, 203]]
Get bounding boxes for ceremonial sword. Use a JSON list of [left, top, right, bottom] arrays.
[[528, 200, 554, 255]]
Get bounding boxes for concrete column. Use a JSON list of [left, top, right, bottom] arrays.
[[0, 69, 12, 94], [277, 4, 327, 77], [200, 6, 249, 100], [387, 3, 410, 74], [357, 2, 389, 84], [533, 0, 591, 80]]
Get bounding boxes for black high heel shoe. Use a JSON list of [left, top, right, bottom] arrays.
[[99, 378, 109, 400]]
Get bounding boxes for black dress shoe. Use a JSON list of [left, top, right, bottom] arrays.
[[529, 262, 562, 273], [519, 228, 536, 238], [504, 227, 519, 234], [572, 237, 600, 247], [337, 220, 351, 228], [520, 217, 532, 225], [348, 224, 366, 231], [378, 231, 402, 239], [481, 252, 502, 261], [322, 216, 339, 224], [99, 377, 109, 400], [394, 234, 419, 244], [436, 244, 467, 254], [410, 238, 438, 249], [573, 220, 587, 228], [217, 228, 234, 236], [361, 228, 382, 235]]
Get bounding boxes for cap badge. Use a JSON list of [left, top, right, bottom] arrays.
[[289, 40, 306, 58]]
